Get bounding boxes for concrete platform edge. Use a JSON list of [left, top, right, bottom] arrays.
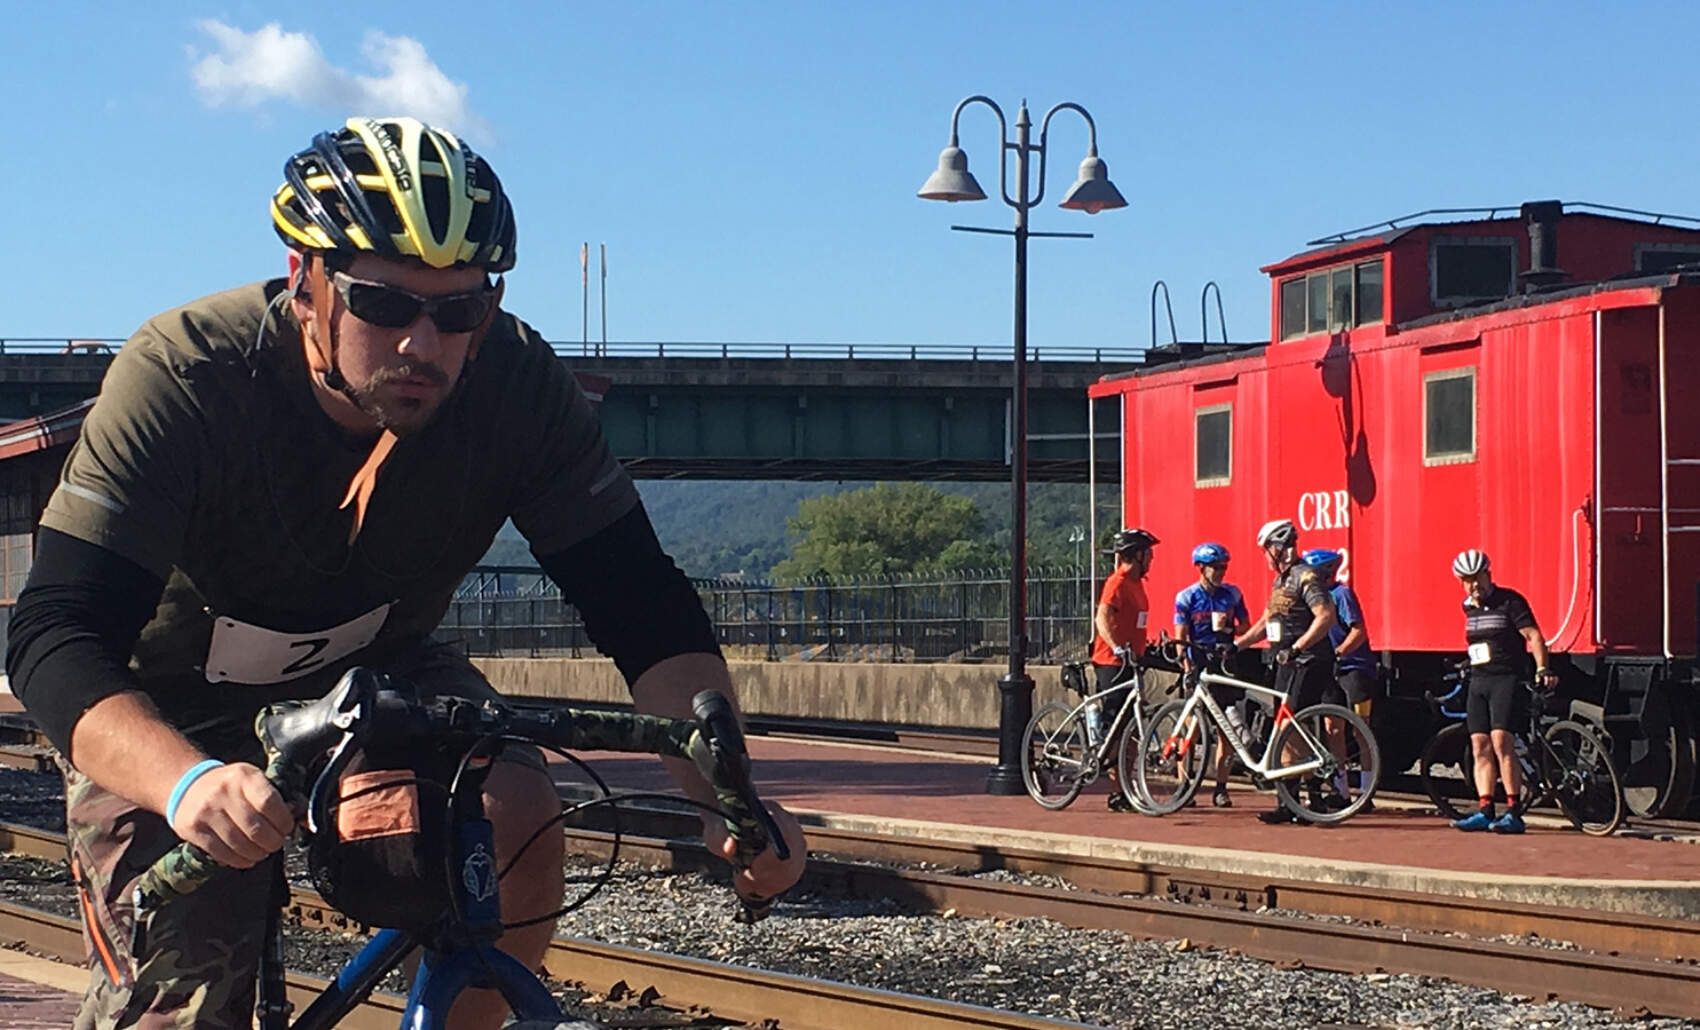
[[792, 808, 1700, 920]]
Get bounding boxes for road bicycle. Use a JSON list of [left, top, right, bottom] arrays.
[[134, 667, 791, 1030], [1132, 638, 1380, 823], [1418, 666, 1624, 835], [1020, 649, 1154, 811]]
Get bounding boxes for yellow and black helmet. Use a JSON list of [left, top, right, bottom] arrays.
[[271, 116, 516, 272]]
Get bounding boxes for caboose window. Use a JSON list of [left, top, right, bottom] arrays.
[[1423, 367, 1476, 465], [1281, 259, 1384, 339], [1355, 260, 1383, 326], [1195, 404, 1232, 487], [1431, 238, 1517, 306], [1307, 275, 1329, 334], [1635, 244, 1700, 274], [1329, 267, 1354, 330], [1280, 278, 1307, 338]]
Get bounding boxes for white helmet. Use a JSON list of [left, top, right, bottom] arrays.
[[1256, 518, 1298, 550], [1452, 549, 1490, 577]]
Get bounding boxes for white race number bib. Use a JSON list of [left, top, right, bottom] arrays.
[[1210, 611, 1229, 632], [1136, 611, 1148, 629], [1468, 641, 1492, 666], [205, 603, 392, 684], [1266, 621, 1283, 643]]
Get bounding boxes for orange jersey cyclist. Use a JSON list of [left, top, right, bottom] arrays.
[[1092, 528, 1159, 812]]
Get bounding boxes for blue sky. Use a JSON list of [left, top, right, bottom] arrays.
[[7, 2, 1699, 354]]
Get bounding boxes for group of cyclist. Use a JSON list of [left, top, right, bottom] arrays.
[[1090, 518, 1559, 833]]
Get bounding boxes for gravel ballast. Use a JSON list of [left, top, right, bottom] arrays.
[[4, 765, 1696, 1029]]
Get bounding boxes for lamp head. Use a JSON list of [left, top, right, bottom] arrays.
[[917, 145, 987, 202], [1058, 154, 1127, 215]]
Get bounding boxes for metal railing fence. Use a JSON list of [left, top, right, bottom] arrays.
[[444, 565, 1099, 663], [0, 337, 1143, 364]]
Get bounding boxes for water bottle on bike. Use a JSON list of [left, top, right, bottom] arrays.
[[1222, 703, 1252, 751]]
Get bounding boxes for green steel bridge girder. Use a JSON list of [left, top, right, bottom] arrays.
[[602, 384, 1100, 481], [576, 354, 1121, 482], [0, 352, 1129, 482]]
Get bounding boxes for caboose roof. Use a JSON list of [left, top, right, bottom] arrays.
[[1261, 202, 1700, 276], [1091, 268, 1700, 394]]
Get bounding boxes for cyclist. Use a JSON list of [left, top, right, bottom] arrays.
[[1233, 518, 1343, 824], [1303, 548, 1377, 811], [5, 117, 805, 1030], [1449, 549, 1559, 834], [1173, 541, 1250, 807], [1092, 528, 1159, 812]]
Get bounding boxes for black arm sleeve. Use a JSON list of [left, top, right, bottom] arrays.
[[534, 504, 720, 685], [5, 527, 166, 756]]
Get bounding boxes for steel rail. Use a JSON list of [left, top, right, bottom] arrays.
[[285, 889, 1095, 1030], [12, 830, 1695, 1022], [13, 809, 1696, 966], [558, 817, 1700, 961], [10, 785, 1700, 1019], [555, 823, 1700, 1018], [0, 868, 1094, 1030], [0, 900, 407, 1030], [0, 821, 65, 860]]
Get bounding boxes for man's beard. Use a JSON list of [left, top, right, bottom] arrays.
[[348, 362, 451, 435]]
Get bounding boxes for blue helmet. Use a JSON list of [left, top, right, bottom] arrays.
[[1191, 542, 1230, 566], [1301, 548, 1344, 581]]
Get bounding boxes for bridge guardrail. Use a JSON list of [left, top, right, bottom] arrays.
[[448, 565, 1097, 664], [0, 338, 1145, 364]]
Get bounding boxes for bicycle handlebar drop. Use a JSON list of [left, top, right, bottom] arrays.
[[134, 669, 791, 925]]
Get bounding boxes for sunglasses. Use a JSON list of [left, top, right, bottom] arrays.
[[331, 272, 497, 333]]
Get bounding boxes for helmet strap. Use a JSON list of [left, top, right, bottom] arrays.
[[301, 255, 501, 546], [300, 252, 397, 545], [464, 276, 505, 366], [304, 253, 338, 383]]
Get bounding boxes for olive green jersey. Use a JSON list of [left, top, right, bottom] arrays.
[[40, 280, 637, 717]]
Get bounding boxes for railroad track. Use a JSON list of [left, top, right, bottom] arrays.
[[5, 819, 1698, 1019], [0, 824, 1091, 1030], [555, 811, 1700, 1017], [10, 711, 1698, 833]]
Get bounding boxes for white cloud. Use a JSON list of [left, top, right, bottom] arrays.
[[188, 20, 491, 142]]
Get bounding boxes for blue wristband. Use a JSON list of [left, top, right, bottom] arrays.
[[164, 759, 225, 828]]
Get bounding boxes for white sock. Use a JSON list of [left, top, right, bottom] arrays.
[[1333, 771, 1350, 797]]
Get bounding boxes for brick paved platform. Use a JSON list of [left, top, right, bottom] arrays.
[[564, 736, 1700, 918], [0, 951, 85, 1028]]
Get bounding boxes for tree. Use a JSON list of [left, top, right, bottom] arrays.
[[770, 483, 993, 579]]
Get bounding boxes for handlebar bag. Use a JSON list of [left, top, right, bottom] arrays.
[[306, 741, 455, 933]]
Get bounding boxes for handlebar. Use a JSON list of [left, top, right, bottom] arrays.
[[1157, 635, 1236, 670], [134, 668, 790, 925]]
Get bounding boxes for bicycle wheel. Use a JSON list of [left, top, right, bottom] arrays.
[[1022, 702, 1088, 810], [1109, 704, 1155, 814], [1271, 704, 1381, 825], [1543, 719, 1624, 836], [1418, 721, 1474, 820], [1129, 700, 1211, 815]]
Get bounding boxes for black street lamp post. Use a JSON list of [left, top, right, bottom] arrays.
[[918, 96, 1127, 795]]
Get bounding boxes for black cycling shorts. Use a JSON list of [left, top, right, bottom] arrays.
[[1338, 668, 1377, 706], [1275, 655, 1345, 710], [1467, 671, 1520, 734], [1094, 662, 1143, 724]]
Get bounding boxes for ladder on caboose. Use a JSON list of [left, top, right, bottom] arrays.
[[1658, 305, 1700, 660]]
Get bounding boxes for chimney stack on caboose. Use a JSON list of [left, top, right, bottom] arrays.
[[1519, 200, 1567, 291]]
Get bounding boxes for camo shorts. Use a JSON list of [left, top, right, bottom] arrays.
[[60, 644, 548, 1030]]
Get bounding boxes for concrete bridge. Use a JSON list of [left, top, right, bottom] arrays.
[[0, 339, 1144, 481]]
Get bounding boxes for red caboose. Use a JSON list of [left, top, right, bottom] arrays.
[[1091, 201, 1700, 817]]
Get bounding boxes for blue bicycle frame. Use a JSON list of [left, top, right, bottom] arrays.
[[272, 784, 567, 1029]]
